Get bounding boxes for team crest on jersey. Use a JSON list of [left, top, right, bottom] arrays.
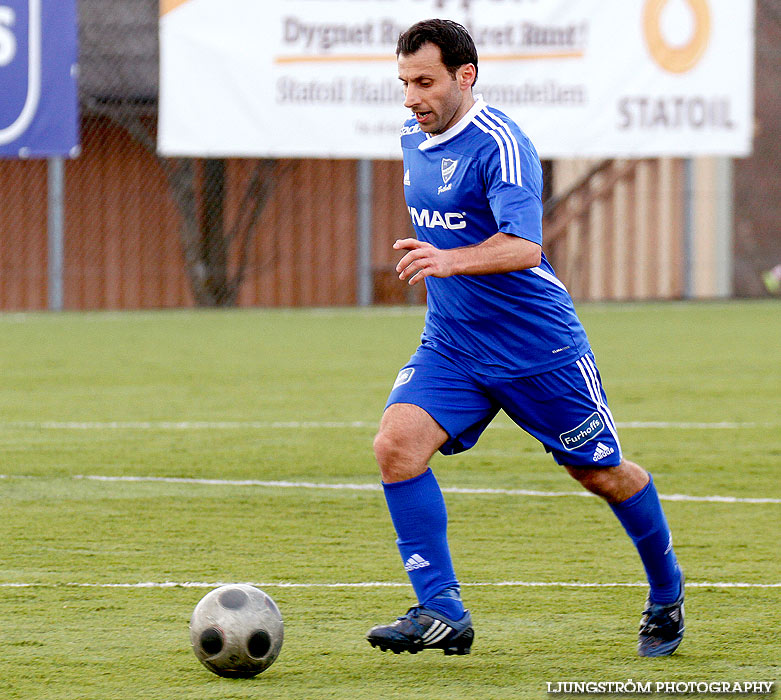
[[441, 158, 458, 184]]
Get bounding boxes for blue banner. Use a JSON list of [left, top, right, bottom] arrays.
[[0, 0, 78, 158]]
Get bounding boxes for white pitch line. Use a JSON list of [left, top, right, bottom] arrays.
[[0, 580, 778, 589], [72, 474, 781, 505], [0, 420, 377, 430], [0, 420, 770, 430], [615, 421, 765, 429], [75, 475, 383, 492]]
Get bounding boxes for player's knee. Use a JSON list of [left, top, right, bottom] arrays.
[[566, 466, 613, 496], [564, 460, 649, 503], [372, 429, 402, 470], [373, 429, 418, 482]]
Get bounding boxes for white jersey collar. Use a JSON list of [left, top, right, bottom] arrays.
[[419, 94, 486, 151]]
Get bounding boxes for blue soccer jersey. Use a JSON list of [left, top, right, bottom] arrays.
[[401, 96, 590, 377]]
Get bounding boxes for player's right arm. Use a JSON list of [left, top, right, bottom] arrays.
[[393, 233, 541, 285]]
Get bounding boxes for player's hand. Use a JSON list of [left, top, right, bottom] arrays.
[[393, 238, 456, 285]]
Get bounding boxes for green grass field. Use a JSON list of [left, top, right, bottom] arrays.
[[1, 301, 778, 699]]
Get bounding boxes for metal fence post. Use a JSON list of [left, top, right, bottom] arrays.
[[357, 159, 373, 306], [47, 156, 65, 311]]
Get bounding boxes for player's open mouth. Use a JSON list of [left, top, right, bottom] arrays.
[[415, 111, 432, 123]]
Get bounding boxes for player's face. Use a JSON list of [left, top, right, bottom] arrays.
[[398, 43, 475, 135]]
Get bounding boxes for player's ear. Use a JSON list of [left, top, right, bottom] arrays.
[[457, 63, 476, 91]]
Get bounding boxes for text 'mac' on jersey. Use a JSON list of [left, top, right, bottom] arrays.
[[401, 95, 590, 378]]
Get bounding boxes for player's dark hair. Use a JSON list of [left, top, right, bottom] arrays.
[[396, 19, 478, 86]]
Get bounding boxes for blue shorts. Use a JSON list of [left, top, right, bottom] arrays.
[[385, 346, 622, 467]]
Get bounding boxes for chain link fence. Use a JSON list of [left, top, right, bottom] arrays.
[[1, 0, 415, 310], [75, 0, 412, 309], [0, 0, 778, 311]]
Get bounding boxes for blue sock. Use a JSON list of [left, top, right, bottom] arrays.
[[383, 468, 464, 620], [424, 585, 464, 620], [610, 474, 682, 604]]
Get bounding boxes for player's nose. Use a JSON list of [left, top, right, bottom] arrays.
[[403, 85, 421, 109]]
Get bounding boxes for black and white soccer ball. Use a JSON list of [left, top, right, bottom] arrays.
[[189, 584, 284, 678]]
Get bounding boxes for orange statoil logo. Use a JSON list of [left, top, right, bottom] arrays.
[[643, 0, 711, 73]]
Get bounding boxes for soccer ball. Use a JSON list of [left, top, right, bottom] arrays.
[[189, 584, 284, 678]]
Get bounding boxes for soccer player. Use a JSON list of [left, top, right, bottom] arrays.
[[366, 19, 685, 658]]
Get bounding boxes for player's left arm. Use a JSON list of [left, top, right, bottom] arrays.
[[394, 233, 541, 285]]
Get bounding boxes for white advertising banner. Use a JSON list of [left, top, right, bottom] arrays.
[[158, 0, 754, 159]]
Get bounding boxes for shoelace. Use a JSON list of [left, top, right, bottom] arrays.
[[397, 606, 424, 623]]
